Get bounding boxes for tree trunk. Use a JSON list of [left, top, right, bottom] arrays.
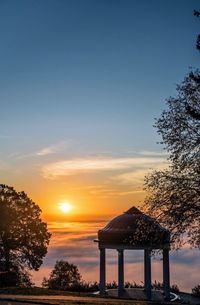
[[4, 247, 10, 272]]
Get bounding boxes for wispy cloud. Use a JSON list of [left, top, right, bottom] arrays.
[[136, 150, 169, 157], [42, 155, 167, 179], [83, 185, 145, 197], [111, 169, 146, 186], [111, 162, 166, 186], [11, 140, 68, 160], [36, 141, 67, 156]]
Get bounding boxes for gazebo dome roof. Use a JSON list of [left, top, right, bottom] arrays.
[[98, 206, 170, 249]]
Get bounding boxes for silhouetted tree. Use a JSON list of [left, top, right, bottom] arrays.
[[144, 71, 200, 248], [192, 284, 200, 297], [194, 10, 200, 50], [43, 260, 81, 290], [0, 184, 51, 286], [155, 71, 200, 167], [144, 11, 200, 248]]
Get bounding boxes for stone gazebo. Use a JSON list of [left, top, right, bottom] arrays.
[[95, 207, 171, 301]]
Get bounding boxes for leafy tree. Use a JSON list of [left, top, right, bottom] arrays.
[[43, 260, 81, 290], [144, 71, 200, 248], [155, 71, 200, 167], [144, 11, 200, 248], [0, 269, 33, 288], [192, 284, 200, 297], [0, 184, 51, 286], [194, 10, 200, 50]]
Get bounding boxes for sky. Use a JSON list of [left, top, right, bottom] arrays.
[[0, 0, 200, 291], [1, 0, 199, 218]]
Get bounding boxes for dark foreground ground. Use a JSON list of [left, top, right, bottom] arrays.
[[0, 288, 200, 305], [0, 295, 160, 305], [0, 301, 39, 305]]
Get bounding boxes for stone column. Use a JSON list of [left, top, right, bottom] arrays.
[[117, 249, 124, 297], [99, 248, 106, 296], [144, 249, 152, 300], [163, 248, 170, 301]]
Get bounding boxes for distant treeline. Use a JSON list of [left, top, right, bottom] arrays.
[[43, 279, 180, 293]]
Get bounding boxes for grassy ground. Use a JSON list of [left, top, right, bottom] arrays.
[[0, 298, 162, 305], [0, 288, 167, 305], [0, 298, 155, 305], [3, 287, 200, 305]]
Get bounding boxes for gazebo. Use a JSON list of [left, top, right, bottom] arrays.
[[95, 206, 171, 301]]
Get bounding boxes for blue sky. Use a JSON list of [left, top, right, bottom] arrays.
[[0, 0, 199, 215]]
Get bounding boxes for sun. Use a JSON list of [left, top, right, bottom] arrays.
[[58, 202, 72, 213]]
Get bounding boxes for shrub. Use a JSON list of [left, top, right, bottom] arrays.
[[192, 284, 200, 297]]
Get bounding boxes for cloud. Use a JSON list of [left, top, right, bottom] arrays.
[[170, 247, 200, 266], [136, 150, 169, 157], [11, 140, 68, 160], [111, 160, 168, 186], [118, 190, 146, 196], [111, 169, 147, 186], [36, 141, 67, 156], [42, 156, 167, 179], [32, 221, 200, 291], [83, 185, 145, 197]]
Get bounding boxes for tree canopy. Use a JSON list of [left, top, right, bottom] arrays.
[[194, 10, 200, 50], [144, 12, 200, 249], [155, 70, 200, 168], [144, 71, 200, 248], [0, 184, 51, 286], [43, 260, 81, 290]]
